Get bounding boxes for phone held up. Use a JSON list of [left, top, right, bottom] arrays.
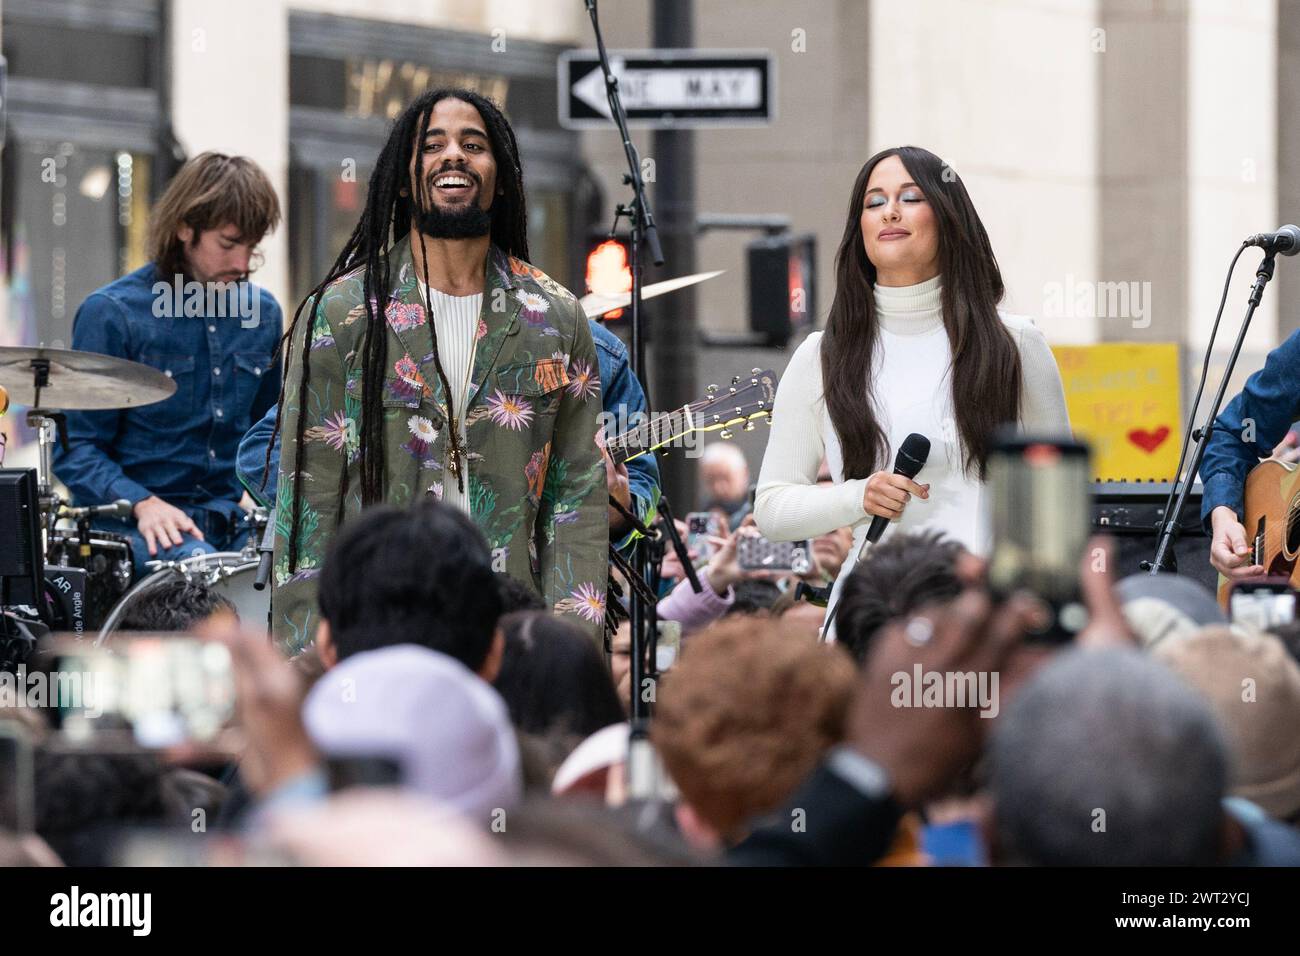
[[986, 431, 1093, 644], [1228, 577, 1298, 630]]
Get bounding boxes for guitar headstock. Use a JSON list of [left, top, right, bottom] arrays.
[[607, 368, 779, 464], [691, 368, 777, 439]]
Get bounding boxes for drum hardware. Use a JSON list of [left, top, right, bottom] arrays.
[[0, 345, 181, 639], [0, 344, 177, 532], [578, 269, 724, 319], [0, 345, 178, 410], [96, 551, 269, 647]]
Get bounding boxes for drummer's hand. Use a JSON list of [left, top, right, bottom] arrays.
[[133, 495, 205, 555]]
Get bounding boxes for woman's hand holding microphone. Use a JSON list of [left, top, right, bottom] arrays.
[[863, 471, 930, 520]]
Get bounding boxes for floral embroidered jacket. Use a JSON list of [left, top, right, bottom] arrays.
[[271, 236, 608, 653]]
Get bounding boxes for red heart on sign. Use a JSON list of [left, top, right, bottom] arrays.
[[1127, 426, 1169, 454]]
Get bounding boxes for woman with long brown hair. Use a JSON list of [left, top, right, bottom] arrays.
[[755, 146, 1069, 625]]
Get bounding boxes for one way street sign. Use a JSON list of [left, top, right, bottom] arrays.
[[558, 49, 775, 129]]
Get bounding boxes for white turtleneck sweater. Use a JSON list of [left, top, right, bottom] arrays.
[[754, 275, 1071, 630]]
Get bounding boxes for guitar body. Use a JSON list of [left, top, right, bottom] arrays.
[[1216, 458, 1300, 607]]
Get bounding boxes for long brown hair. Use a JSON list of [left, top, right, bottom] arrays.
[[821, 146, 1021, 481], [147, 152, 281, 277]]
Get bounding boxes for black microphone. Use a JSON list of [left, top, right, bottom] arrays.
[[1244, 225, 1300, 256], [862, 433, 931, 549], [64, 499, 133, 519], [821, 432, 933, 644], [254, 521, 275, 591]]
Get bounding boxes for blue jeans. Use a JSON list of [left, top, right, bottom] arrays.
[[94, 502, 252, 578]]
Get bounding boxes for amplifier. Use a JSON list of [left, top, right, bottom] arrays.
[[0, 469, 43, 608], [1091, 480, 1215, 591]]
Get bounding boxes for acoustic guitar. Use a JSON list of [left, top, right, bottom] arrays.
[[1216, 457, 1300, 607], [605, 369, 777, 464]]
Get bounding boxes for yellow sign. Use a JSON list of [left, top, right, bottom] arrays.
[[1051, 343, 1181, 481]]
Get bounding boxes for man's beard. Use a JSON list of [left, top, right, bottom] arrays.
[[414, 197, 493, 240]]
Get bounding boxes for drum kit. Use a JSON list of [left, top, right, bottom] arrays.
[[0, 345, 269, 645]]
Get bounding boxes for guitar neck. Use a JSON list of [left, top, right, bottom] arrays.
[[609, 407, 691, 464]]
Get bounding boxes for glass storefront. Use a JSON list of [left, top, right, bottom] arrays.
[[287, 11, 593, 309], [0, 0, 164, 454]]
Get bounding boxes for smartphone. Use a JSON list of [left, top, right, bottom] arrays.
[[738, 535, 813, 575], [1229, 578, 1298, 630], [0, 722, 35, 832], [51, 635, 235, 749], [326, 755, 405, 791], [654, 620, 682, 672], [685, 512, 721, 560], [986, 433, 1092, 643]]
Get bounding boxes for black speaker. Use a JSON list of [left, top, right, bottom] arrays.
[[1091, 480, 1215, 591], [0, 469, 42, 607]]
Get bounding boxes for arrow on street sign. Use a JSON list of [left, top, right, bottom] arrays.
[[559, 49, 774, 129]]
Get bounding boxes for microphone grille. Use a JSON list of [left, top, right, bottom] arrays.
[[897, 432, 931, 476], [1281, 224, 1300, 256]]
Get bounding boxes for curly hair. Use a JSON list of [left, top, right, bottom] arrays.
[[836, 529, 965, 664], [649, 617, 857, 842]]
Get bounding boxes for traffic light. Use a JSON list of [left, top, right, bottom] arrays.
[[585, 235, 632, 318], [747, 233, 816, 347]]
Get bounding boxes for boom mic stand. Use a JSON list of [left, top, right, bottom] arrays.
[[585, 0, 668, 732], [1149, 243, 1272, 574]]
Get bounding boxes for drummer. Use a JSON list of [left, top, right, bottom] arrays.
[[53, 152, 283, 575]]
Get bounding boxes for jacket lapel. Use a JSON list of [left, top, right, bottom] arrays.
[[466, 246, 523, 410], [383, 236, 443, 412]]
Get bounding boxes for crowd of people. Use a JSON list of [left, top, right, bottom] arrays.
[[6, 83, 1300, 871], [4, 488, 1300, 867]]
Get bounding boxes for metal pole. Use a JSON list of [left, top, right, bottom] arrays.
[[651, 0, 698, 511]]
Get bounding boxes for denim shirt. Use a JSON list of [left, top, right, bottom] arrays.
[[1198, 327, 1300, 532], [54, 263, 283, 511], [237, 317, 661, 548], [589, 319, 662, 547]]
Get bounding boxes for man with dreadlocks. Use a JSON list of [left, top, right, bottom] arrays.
[[270, 89, 608, 652]]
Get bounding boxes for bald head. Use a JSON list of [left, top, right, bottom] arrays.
[[700, 443, 750, 511]]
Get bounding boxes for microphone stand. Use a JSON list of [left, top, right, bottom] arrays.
[[585, 0, 666, 726], [1149, 246, 1273, 574]]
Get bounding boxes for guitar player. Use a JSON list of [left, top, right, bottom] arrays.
[[1200, 332, 1300, 582]]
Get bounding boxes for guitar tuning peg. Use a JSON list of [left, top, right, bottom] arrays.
[[706, 383, 718, 394], [750, 368, 760, 374], [764, 414, 773, 425], [719, 429, 734, 440], [743, 421, 755, 432], [731, 375, 741, 385]]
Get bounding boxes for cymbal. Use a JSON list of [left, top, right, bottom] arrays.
[[0, 345, 177, 411], [580, 270, 725, 319]]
